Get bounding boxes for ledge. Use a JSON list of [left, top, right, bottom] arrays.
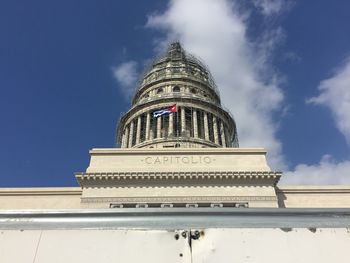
[[132, 137, 221, 149], [89, 147, 267, 155], [75, 171, 282, 187], [277, 185, 350, 194], [0, 187, 82, 196]]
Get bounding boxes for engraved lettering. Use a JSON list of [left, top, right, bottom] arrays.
[[191, 156, 198, 164], [143, 156, 213, 164], [203, 156, 211, 164], [182, 157, 189, 164]]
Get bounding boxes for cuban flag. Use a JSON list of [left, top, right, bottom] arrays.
[[153, 104, 177, 118]]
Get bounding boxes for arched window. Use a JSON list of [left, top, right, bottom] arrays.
[[190, 88, 197, 94], [157, 88, 164, 94], [173, 86, 180, 92]]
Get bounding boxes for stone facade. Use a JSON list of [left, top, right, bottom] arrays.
[[76, 148, 281, 208], [74, 43, 282, 208], [1, 186, 350, 209], [0, 188, 81, 209]]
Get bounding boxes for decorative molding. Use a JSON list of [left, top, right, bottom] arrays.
[[277, 186, 350, 194], [77, 171, 281, 179], [134, 136, 220, 149], [81, 195, 278, 204], [76, 171, 282, 188], [88, 147, 267, 155], [0, 187, 82, 196]]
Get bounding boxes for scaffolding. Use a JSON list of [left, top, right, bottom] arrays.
[[117, 42, 239, 149], [132, 42, 220, 105]]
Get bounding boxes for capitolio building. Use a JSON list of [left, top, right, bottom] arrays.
[[0, 43, 349, 263], [1, 42, 348, 209]]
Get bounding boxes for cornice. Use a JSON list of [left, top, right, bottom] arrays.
[[75, 171, 282, 187], [132, 137, 220, 149], [88, 147, 268, 155], [81, 195, 278, 204], [277, 185, 350, 194], [0, 187, 82, 196], [135, 93, 221, 108]]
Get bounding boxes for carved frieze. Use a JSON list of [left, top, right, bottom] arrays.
[[76, 171, 281, 188], [81, 195, 278, 204]]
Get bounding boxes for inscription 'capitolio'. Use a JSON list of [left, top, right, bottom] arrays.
[[143, 156, 212, 165]]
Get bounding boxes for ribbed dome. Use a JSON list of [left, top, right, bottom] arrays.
[[117, 42, 238, 149], [132, 42, 219, 106]]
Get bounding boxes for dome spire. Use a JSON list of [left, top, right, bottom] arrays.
[[167, 42, 186, 60]]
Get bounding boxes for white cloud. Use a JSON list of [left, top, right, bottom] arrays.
[[112, 61, 138, 99], [281, 58, 350, 185], [307, 58, 350, 144], [280, 155, 350, 185], [147, 0, 286, 169]]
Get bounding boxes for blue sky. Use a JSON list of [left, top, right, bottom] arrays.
[[0, 0, 349, 187]]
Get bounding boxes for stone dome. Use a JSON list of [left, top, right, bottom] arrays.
[[132, 42, 220, 105], [117, 42, 238, 149]]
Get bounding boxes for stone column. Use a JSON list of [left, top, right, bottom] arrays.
[[168, 113, 173, 137], [181, 106, 186, 136], [122, 126, 129, 148], [220, 121, 226, 147], [128, 121, 134, 148], [150, 122, 154, 140], [121, 133, 125, 148], [136, 116, 141, 144], [213, 116, 219, 144], [157, 117, 161, 138], [193, 109, 198, 138], [204, 112, 209, 141], [145, 112, 150, 140]]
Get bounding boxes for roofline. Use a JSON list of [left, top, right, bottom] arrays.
[[0, 187, 82, 196]]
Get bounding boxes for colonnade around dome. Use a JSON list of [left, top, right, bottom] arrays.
[[121, 106, 229, 148]]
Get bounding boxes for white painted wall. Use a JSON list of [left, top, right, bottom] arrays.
[[192, 228, 350, 263], [0, 228, 349, 263]]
